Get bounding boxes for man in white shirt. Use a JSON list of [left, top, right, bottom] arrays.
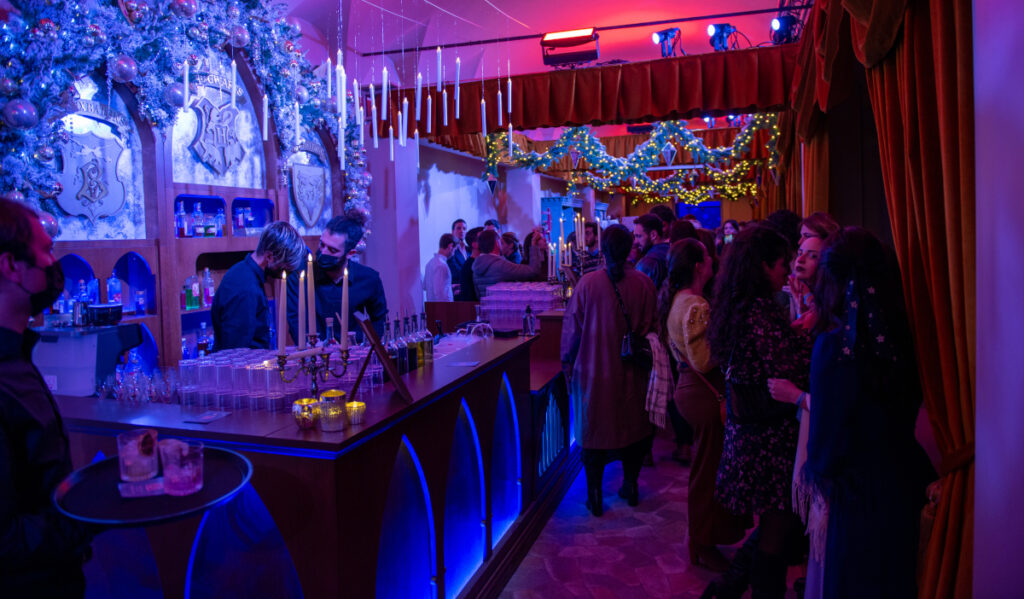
[[425, 233, 456, 301]]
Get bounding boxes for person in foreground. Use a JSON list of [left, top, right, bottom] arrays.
[[212, 221, 306, 351], [561, 225, 657, 517], [0, 199, 97, 597], [662, 239, 750, 572], [778, 227, 935, 598]]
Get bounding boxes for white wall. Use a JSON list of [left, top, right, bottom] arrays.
[[975, 0, 1024, 594]]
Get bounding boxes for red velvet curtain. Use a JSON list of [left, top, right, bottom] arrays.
[[380, 45, 799, 138], [792, 0, 976, 596]]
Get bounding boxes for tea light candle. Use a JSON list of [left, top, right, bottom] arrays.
[[293, 398, 319, 430], [346, 400, 366, 425]]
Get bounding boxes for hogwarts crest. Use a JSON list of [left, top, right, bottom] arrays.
[[290, 164, 327, 228], [57, 132, 127, 223], [189, 96, 246, 175]]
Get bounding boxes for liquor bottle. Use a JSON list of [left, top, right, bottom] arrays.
[[201, 268, 215, 308], [186, 275, 200, 310], [393, 319, 408, 374], [523, 305, 537, 337], [86, 278, 99, 304], [106, 273, 122, 305], [383, 320, 399, 381], [175, 203, 189, 238], [418, 312, 433, 364], [197, 322, 210, 356], [191, 204, 204, 238], [214, 208, 226, 237], [409, 314, 425, 368], [403, 316, 418, 371]]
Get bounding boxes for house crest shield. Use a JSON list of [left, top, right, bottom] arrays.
[[290, 164, 327, 227], [190, 96, 246, 175], [57, 132, 127, 223]]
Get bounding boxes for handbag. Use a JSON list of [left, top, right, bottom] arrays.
[[673, 344, 727, 425], [608, 272, 653, 370]]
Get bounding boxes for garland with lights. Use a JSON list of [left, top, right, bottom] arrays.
[[0, 0, 370, 231], [484, 113, 779, 205]]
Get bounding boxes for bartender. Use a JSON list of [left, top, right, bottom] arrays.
[[0, 199, 96, 596], [287, 216, 388, 344], [211, 221, 306, 351]]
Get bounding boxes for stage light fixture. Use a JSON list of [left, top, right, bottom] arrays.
[[541, 27, 600, 68], [707, 23, 736, 52], [652, 27, 680, 58], [770, 14, 799, 44]]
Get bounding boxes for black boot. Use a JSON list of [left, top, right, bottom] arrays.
[[617, 480, 639, 506], [583, 461, 605, 517], [749, 550, 788, 599], [701, 527, 760, 599]]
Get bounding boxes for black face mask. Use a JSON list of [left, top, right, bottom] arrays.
[[19, 260, 65, 315], [315, 250, 345, 272]]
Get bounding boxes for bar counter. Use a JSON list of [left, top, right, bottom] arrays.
[[58, 335, 578, 599]]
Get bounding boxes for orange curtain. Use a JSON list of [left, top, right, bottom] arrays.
[[857, 0, 975, 596]]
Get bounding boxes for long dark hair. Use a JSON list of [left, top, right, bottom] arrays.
[[658, 239, 708, 339], [601, 224, 633, 282], [708, 225, 792, 363]]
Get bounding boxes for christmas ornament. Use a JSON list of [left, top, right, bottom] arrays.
[[163, 82, 186, 107], [38, 181, 62, 199], [171, 0, 198, 18], [229, 25, 249, 48], [227, 4, 241, 19], [0, 78, 16, 96], [34, 145, 55, 162], [111, 55, 138, 83], [295, 85, 309, 104], [2, 99, 39, 129], [187, 25, 201, 40], [39, 211, 59, 237], [1, 190, 25, 202]]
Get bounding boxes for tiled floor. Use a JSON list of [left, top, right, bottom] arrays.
[[500, 431, 802, 599]]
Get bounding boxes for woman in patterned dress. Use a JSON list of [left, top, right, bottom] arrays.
[[704, 225, 811, 599]]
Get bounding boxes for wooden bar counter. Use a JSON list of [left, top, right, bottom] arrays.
[[58, 335, 578, 599]]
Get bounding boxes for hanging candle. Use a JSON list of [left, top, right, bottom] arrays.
[[389, 125, 394, 161], [230, 59, 237, 108], [454, 57, 461, 119], [497, 90, 503, 126], [415, 72, 422, 121], [402, 97, 409, 142], [381, 67, 388, 121], [326, 57, 332, 100], [357, 105, 365, 146], [183, 61, 190, 108], [293, 102, 300, 148], [507, 75, 512, 114], [480, 98, 486, 138], [436, 47, 442, 92], [338, 115, 346, 169], [396, 110, 404, 147], [371, 98, 378, 148], [262, 93, 268, 141], [442, 88, 448, 126], [426, 94, 432, 133], [414, 129, 420, 167], [337, 65, 346, 114]]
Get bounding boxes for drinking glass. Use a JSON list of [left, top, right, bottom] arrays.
[[158, 439, 204, 496], [117, 428, 159, 482]]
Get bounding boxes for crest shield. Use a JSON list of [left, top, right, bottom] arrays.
[[57, 132, 127, 223], [190, 96, 246, 175], [290, 164, 327, 227]]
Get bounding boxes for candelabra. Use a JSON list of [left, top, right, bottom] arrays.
[[276, 333, 353, 399]]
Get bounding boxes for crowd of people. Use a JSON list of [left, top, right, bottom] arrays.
[[560, 206, 937, 599]]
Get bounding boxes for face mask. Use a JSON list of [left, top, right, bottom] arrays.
[[315, 250, 344, 271], [19, 260, 65, 314]]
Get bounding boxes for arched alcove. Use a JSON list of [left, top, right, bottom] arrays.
[[490, 373, 523, 545], [443, 400, 486, 598], [112, 251, 156, 316], [171, 51, 266, 189], [286, 127, 334, 236], [134, 323, 159, 375], [376, 436, 437, 599], [537, 394, 566, 477], [57, 254, 95, 301]]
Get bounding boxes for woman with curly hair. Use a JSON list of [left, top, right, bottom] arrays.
[[702, 225, 811, 599]]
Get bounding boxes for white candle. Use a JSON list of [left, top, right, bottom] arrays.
[[559, 216, 564, 258], [183, 61, 190, 108], [508, 120, 513, 149], [341, 267, 349, 349], [414, 129, 420, 167], [382, 67, 388, 121], [497, 91, 502, 126], [298, 271, 306, 349], [338, 115, 346, 168], [396, 110, 403, 147], [369, 83, 376, 121], [277, 272, 287, 354], [596, 218, 601, 249], [402, 97, 409, 140], [230, 59, 237, 108], [262, 93, 268, 141], [371, 97, 378, 148], [507, 75, 512, 114], [306, 254, 316, 339], [426, 94, 432, 133], [358, 105, 365, 146], [293, 102, 300, 148], [436, 47, 442, 92], [442, 89, 448, 126], [326, 57, 332, 100], [338, 66, 346, 114], [454, 57, 461, 118], [415, 72, 422, 120], [389, 125, 394, 161], [480, 98, 486, 138]]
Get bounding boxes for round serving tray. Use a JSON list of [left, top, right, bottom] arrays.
[[53, 446, 252, 528]]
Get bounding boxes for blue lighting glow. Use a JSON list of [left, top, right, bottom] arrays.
[[490, 373, 523, 544], [443, 399, 487, 599]]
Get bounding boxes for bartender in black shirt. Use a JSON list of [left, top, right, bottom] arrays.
[[211, 221, 306, 351], [0, 199, 96, 597], [287, 216, 388, 343]]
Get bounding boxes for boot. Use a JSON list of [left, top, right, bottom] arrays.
[[750, 550, 788, 599], [617, 480, 639, 506], [701, 527, 760, 599], [584, 462, 604, 517]]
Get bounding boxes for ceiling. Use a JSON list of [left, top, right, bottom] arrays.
[[283, 0, 802, 89]]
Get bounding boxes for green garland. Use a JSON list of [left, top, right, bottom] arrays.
[[484, 113, 779, 204], [0, 0, 368, 221]]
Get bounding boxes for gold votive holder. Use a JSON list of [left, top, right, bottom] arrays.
[[292, 398, 319, 430], [345, 400, 366, 425], [318, 390, 347, 432]]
